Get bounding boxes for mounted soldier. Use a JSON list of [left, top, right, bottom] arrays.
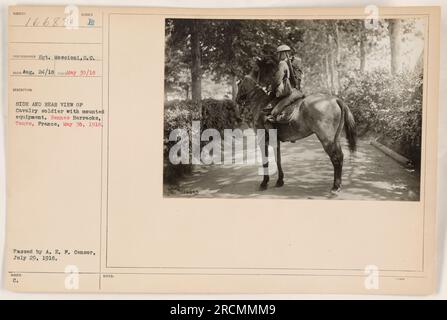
[[265, 44, 305, 123], [235, 54, 357, 193]]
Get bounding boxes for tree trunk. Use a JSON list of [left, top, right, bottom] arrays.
[[414, 50, 424, 75], [334, 23, 341, 94], [388, 20, 402, 75], [231, 74, 238, 101], [328, 52, 334, 94], [334, 23, 341, 64], [190, 20, 202, 102], [359, 26, 366, 73], [185, 84, 189, 100], [325, 53, 331, 93], [164, 81, 168, 101], [328, 33, 339, 95]]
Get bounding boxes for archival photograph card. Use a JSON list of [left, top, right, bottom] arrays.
[[5, 5, 440, 294]]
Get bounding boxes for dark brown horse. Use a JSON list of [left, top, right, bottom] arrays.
[[235, 58, 357, 193]]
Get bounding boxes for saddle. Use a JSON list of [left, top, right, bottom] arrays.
[[274, 94, 305, 124]]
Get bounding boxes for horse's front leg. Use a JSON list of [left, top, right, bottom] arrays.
[[259, 135, 270, 191], [275, 140, 284, 187]]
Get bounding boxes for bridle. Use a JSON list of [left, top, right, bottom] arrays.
[[239, 73, 266, 103]]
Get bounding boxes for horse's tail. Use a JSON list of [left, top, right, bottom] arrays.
[[335, 98, 357, 153]]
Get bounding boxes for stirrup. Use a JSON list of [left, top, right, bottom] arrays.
[[265, 114, 275, 122], [263, 104, 273, 112], [275, 113, 290, 124]]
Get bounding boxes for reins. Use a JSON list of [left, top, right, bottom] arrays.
[[243, 75, 266, 100]]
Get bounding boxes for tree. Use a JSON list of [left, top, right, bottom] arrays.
[[388, 19, 402, 75], [359, 22, 367, 73], [166, 19, 210, 102], [166, 19, 306, 101], [165, 25, 191, 100], [166, 18, 421, 101], [190, 20, 202, 102], [199, 19, 305, 100]]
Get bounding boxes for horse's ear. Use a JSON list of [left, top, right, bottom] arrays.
[[270, 54, 280, 64]]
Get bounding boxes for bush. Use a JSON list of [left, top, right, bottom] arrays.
[[163, 99, 239, 184], [201, 99, 241, 132], [341, 69, 423, 168]]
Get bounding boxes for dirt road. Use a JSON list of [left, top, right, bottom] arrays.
[[167, 134, 420, 201]]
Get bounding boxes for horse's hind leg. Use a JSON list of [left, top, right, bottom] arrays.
[[330, 141, 344, 192], [317, 136, 344, 192]]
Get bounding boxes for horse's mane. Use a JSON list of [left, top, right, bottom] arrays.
[[257, 55, 278, 73], [253, 55, 278, 87]]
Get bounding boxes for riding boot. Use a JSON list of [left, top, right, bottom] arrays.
[[263, 96, 278, 123]]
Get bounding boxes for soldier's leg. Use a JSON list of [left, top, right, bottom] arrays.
[[264, 96, 279, 124], [263, 95, 279, 112], [271, 89, 301, 117]]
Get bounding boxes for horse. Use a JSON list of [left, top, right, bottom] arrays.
[[235, 58, 357, 193]]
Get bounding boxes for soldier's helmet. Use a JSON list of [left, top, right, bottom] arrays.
[[276, 44, 291, 53]]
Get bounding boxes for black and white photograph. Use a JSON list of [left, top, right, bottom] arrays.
[[2, 2, 444, 298], [164, 17, 425, 200]]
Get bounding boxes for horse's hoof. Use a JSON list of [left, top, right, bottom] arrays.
[[331, 187, 342, 194], [259, 184, 268, 191], [275, 180, 284, 187]]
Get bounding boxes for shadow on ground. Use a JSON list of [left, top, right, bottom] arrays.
[[165, 135, 420, 200]]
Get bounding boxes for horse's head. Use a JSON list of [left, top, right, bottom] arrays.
[[235, 56, 279, 124], [259, 54, 280, 80], [236, 56, 277, 104], [235, 75, 259, 106]]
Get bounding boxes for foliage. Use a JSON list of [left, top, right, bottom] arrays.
[[201, 99, 241, 131], [163, 99, 239, 183], [341, 69, 423, 167], [163, 100, 199, 184], [165, 17, 425, 171], [165, 19, 304, 97]]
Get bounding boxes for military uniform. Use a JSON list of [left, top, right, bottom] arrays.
[[266, 45, 305, 122]]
